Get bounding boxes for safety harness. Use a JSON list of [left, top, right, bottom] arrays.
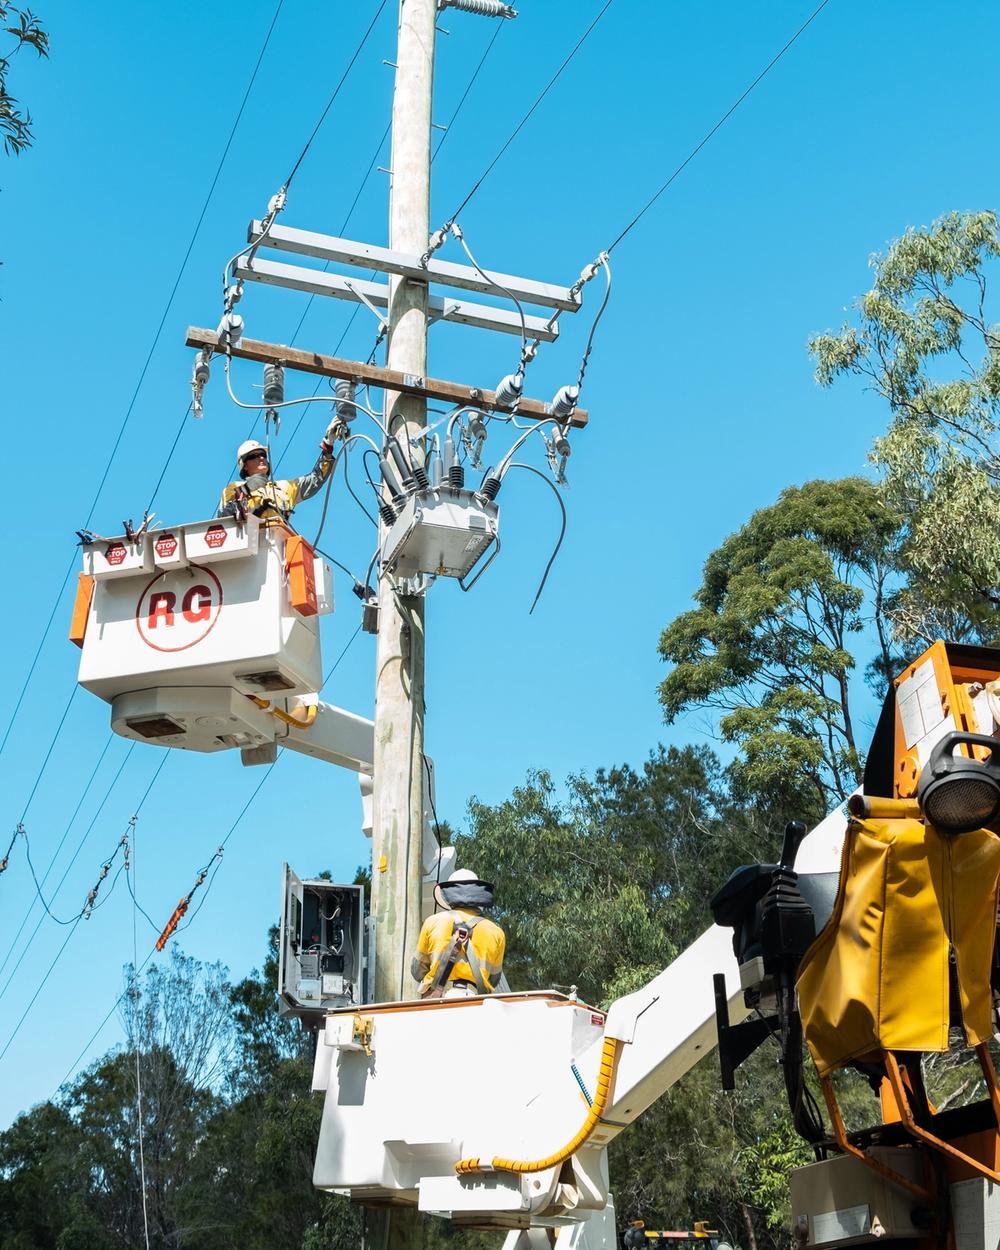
[[427, 912, 490, 995]]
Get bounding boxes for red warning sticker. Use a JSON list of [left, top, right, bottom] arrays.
[[204, 524, 227, 550], [155, 533, 178, 559], [591, 1013, 605, 1026], [105, 543, 127, 567]]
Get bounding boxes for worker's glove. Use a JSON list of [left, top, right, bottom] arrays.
[[321, 419, 346, 453]]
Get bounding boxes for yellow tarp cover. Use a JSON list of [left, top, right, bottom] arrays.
[[796, 816, 1000, 1077]]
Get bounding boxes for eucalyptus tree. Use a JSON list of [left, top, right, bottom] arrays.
[[658, 478, 902, 811], [811, 210, 1000, 645]]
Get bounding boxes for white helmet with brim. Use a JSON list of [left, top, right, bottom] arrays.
[[237, 439, 268, 477], [433, 867, 495, 911]]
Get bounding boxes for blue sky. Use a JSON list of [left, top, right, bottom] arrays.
[[1, 0, 998, 1126]]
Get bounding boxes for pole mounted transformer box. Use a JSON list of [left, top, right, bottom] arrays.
[[382, 486, 499, 582], [279, 865, 368, 1019], [71, 515, 333, 753]]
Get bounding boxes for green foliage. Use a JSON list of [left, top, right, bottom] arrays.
[[457, 749, 812, 1248], [0, 4, 47, 157], [658, 478, 901, 809], [0, 752, 816, 1250], [810, 210, 1000, 646], [459, 746, 767, 1006]]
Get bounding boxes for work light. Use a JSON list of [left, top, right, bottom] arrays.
[[917, 731, 1000, 834]]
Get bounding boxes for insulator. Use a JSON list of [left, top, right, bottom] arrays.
[[449, 463, 465, 489], [263, 363, 284, 408], [379, 500, 398, 526], [430, 443, 444, 487], [217, 311, 244, 349], [192, 350, 211, 388], [412, 463, 430, 490], [439, 0, 517, 16], [335, 378, 357, 423], [493, 374, 522, 408], [480, 474, 501, 501], [549, 384, 579, 419]]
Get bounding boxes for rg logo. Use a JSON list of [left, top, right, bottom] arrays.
[[135, 566, 224, 652]]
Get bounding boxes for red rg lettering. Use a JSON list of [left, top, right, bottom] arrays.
[[147, 592, 176, 628], [182, 585, 213, 623]]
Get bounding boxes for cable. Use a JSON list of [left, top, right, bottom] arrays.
[[453, 224, 527, 357], [11, 685, 80, 827], [575, 254, 611, 391], [340, 442, 379, 526], [0, 0, 287, 774], [47, 330, 369, 1089], [145, 403, 193, 514], [507, 462, 567, 614], [0, 755, 166, 1034], [284, 1, 389, 190], [150, 622, 363, 953], [125, 865, 160, 935], [0, 917, 82, 1061], [0, 812, 140, 1063], [432, 21, 505, 161], [444, 0, 614, 225], [605, 0, 832, 253], [0, 744, 139, 990], [0, 558, 76, 763], [130, 834, 152, 1250]]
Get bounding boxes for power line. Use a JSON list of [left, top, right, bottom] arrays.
[[268, 21, 508, 469], [445, 0, 614, 225], [0, 819, 126, 1063], [0, 744, 137, 992], [8, 686, 81, 831], [606, 0, 832, 253], [129, 832, 152, 1250], [283, 0, 390, 190], [0, 761, 168, 1064], [432, 20, 505, 160], [0, 0, 287, 771], [54, 625, 364, 1088]]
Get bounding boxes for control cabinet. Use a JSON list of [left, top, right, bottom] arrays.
[[279, 865, 368, 1021]]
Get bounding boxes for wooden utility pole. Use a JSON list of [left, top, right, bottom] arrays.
[[372, 0, 434, 1006], [369, 3, 435, 1244]]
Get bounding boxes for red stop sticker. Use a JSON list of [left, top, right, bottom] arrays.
[[204, 524, 227, 550], [105, 543, 127, 567], [155, 533, 178, 559]]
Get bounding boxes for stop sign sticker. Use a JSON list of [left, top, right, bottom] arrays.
[[105, 543, 127, 567], [155, 533, 178, 559], [136, 566, 224, 653], [204, 525, 228, 550]]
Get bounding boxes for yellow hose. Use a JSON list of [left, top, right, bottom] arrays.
[[247, 696, 318, 729], [455, 1036, 621, 1175]]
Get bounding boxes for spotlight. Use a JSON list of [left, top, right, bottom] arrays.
[[917, 731, 1000, 834]]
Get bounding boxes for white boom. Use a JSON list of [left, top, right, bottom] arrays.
[[311, 804, 849, 1232]]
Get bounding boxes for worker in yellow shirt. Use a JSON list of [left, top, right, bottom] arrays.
[[217, 425, 339, 526], [411, 868, 506, 999]]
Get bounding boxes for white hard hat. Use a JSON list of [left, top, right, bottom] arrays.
[[237, 440, 268, 476], [433, 867, 494, 911]]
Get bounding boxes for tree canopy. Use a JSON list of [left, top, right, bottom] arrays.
[[1, 5, 47, 158], [810, 210, 1000, 646], [657, 477, 901, 811]]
